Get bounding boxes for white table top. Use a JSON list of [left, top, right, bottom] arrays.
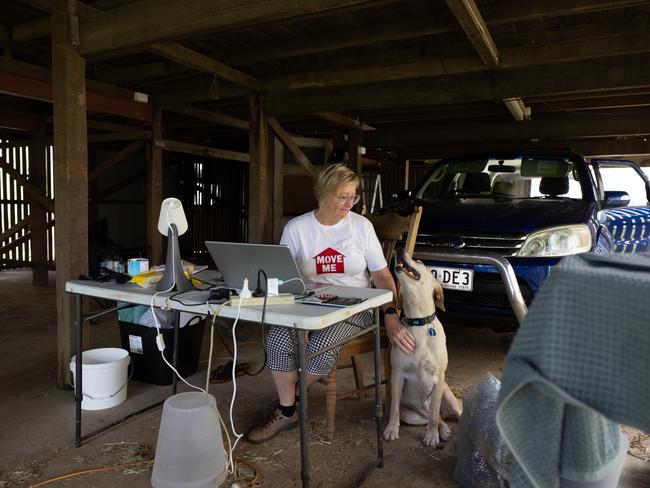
[[65, 281, 392, 330]]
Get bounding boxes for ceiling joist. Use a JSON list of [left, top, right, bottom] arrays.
[[149, 42, 260, 91], [445, 0, 499, 67], [77, 0, 389, 56]]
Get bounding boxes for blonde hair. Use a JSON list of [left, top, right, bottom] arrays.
[[314, 164, 360, 203]]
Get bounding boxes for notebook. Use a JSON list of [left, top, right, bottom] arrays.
[[299, 293, 366, 308], [205, 241, 311, 295]]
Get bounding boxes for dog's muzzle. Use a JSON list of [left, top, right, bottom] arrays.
[[395, 248, 421, 280]]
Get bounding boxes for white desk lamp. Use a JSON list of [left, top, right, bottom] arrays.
[[156, 197, 192, 292]]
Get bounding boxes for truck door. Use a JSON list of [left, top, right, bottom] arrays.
[[590, 159, 650, 253]]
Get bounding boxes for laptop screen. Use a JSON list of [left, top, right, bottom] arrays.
[[204, 241, 305, 295]]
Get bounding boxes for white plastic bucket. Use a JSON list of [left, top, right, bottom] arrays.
[[69, 348, 130, 411]]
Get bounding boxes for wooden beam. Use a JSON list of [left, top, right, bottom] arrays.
[[149, 42, 260, 91], [313, 112, 375, 131], [0, 216, 31, 245], [87, 119, 142, 133], [0, 70, 152, 121], [268, 117, 318, 179], [0, 111, 39, 132], [155, 139, 249, 162], [95, 60, 186, 85], [365, 112, 650, 147], [0, 156, 54, 212], [218, 0, 648, 66], [147, 108, 163, 266], [260, 31, 650, 94], [266, 53, 650, 114], [248, 93, 272, 243], [400, 139, 650, 160], [89, 140, 145, 182], [88, 131, 151, 143], [446, 0, 499, 67], [78, 0, 387, 56], [0, 131, 150, 148], [30, 125, 49, 286], [164, 104, 249, 130], [0, 233, 31, 256], [52, 2, 89, 387]]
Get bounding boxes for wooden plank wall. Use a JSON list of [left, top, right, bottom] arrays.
[[178, 158, 248, 253], [0, 141, 56, 271], [0, 145, 30, 266]]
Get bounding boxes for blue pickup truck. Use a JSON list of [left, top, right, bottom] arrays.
[[391, 150, 650, 326]]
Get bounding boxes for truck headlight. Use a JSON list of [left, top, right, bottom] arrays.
[[518, 224, 592, 257]]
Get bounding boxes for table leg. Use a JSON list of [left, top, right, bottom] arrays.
[[373, 307, 384, 468], [297, 330, 310, 488], [172, 310, 180, 394], [75, 294, 82, 447]]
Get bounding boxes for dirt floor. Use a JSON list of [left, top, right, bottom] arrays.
[[0, 270, 648, 488]]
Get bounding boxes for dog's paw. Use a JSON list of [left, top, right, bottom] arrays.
[[439, 421, 451, 442], [422, 426, 440, 447], [383, 424, 400, 441]]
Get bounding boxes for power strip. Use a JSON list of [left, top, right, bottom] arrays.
[[228, 293, 295, 307]]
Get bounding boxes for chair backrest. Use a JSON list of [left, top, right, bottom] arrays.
[[492, 180, 515, 197], [462, 172, 491, 194], [539, 176, 569, 196], [367, 206, 423, 262]]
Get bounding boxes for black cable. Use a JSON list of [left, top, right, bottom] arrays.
[[204, 269, 271, 377], [208, 310, 268, 377]]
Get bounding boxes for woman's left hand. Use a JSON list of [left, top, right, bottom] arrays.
[[385, 313, 416, 354]]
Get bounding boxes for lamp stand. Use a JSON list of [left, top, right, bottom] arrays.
[[157, 224, 193, 292]]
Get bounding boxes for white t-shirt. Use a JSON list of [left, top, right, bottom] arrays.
[[280, 210, 387, 288]]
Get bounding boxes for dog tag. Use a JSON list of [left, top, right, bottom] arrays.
[[428, 327, 436, 336]]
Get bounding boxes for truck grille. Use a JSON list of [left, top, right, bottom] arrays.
[[445, 274, 535, 309], [416, 232, 528, 256]]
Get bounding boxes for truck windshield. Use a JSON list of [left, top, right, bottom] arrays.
[[415, 157, 584, 201]]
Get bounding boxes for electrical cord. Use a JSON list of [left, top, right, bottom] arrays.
[[28, 460, 154, 487]]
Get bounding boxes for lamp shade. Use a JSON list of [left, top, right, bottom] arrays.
[[158, 198, 188, 236]]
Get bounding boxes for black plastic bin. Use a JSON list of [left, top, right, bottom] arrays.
[[118, 317, 205, 385]]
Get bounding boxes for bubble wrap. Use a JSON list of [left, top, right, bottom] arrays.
[[453, 373, 512, 488]]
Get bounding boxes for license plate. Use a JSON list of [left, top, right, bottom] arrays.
[[428, 266, 474, 291]]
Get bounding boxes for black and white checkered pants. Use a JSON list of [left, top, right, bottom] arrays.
[[266, 311, 373, 375]]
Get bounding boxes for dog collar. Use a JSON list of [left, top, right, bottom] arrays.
[[401, 313, 436, 327]]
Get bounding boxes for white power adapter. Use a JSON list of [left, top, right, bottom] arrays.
[[240, 278, 252, 299], [156, 333, 166, 351]]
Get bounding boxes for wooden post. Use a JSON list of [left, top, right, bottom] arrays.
[[52, 1, 89, 387], [30, 123, 49, 286], [148, 107, 164, 265], [248, 93, 271, 243], [273, 137, 284, 243], [404, 159, 410, 189], [349, 129, 364, 213]]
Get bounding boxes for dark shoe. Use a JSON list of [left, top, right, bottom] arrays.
[[247, 407, 298, 444], [209, 361, 249, 383]]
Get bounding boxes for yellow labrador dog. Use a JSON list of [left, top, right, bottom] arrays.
[[383, 248, 462, 447]]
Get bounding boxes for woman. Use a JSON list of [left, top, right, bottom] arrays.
[[247, 164, 415, 443]]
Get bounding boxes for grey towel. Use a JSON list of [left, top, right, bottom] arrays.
[[496, 253, 650, 488]]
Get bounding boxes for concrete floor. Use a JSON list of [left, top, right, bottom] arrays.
[[0, 269, 648, 488]]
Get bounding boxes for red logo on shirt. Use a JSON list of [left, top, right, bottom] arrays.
[[314, 248, 345, 274]]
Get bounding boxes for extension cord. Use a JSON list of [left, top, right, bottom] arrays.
[[228, 293, 295, 307]]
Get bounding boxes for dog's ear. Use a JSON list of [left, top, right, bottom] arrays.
[[396, 292, 403, 311], [433, 281, 445, 312]]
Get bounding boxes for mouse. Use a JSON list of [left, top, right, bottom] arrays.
[[208, 288, 231, 302]]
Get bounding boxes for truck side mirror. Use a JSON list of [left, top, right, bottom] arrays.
[[392, 189, 412, 202], [603, 190, 630, 208]]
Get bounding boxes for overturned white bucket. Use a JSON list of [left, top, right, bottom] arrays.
[[70, 348, 130, 411]]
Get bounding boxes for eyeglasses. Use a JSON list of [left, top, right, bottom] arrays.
[[336, 194, 361, 205]]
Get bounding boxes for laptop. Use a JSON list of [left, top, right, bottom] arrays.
[[205, 241, 307, 295]]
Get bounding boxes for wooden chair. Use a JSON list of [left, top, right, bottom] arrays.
[[321, 206, 423, 440]]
